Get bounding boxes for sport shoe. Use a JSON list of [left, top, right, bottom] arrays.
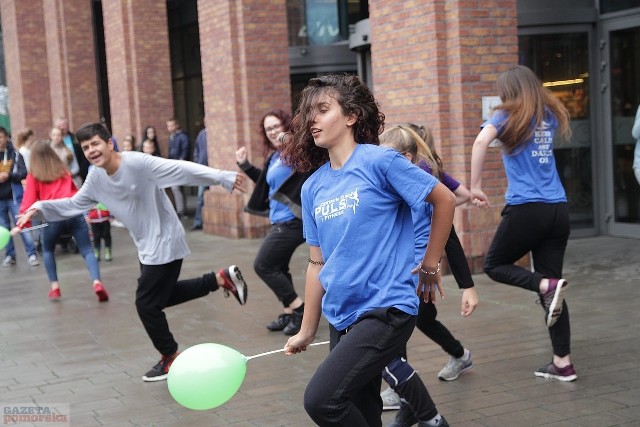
[[283, 311, 303, 336], [104, 248, 112, 262], [540, 278, 567, 327], [93, 281, 109, 302], [49, 288, 61, 300], [94, 249, 100, 261], [267, 313, 292, 331], [438, 349, 473, 381], [218, 265, 248, 305], [2, 255, 16, 267], [380, 387, 401, 411], [142, 352, 179, 382], [389, 401, 418, 427], [28, 254, 40, 266], [418, 415, 449, 427], [534, 361, 577, 382]]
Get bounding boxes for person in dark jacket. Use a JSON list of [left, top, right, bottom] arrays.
[[166, 118, 190, 219], [0, 127, 39, 267], [191, 119, 208, 230], [55, 117, 90, 183], [236, 109, 312, 335]]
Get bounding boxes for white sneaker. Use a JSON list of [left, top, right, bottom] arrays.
[[380, 387, 401, 410], [28, 254, 40, 266], [438, 349, 473, 381], [2, 255, 16, 267]]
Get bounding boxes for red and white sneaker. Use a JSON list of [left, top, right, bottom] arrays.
[[218, 265, 248, 305], [48, 288, 61, 300], [93, 281, 109, 302]]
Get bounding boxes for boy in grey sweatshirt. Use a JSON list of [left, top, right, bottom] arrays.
[[18, 123, 248, 382]]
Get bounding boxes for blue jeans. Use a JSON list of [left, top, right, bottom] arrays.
[[193, 185, 206, 227], [41, 216, 100, 283], [0, 198, 37, 258]]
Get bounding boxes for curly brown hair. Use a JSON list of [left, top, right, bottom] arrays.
[[281, 74, 385, 173]]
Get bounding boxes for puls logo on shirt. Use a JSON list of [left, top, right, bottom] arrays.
[[315, 189, 359, 222], [531, 120, 554, 164]]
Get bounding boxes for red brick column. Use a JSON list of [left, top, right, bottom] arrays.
[[0, 0, 51, 138], [101, 1, 173, 150], [43, 0, 99, 131], [369, 0, 518, 272], [198, 0, 291, 238]]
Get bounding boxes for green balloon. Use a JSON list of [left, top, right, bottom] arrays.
[[0, 226, 10, 250], [96, 203, 108, 211], [167, 343, 247, 410]]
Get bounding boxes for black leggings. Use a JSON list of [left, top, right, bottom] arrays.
[[483, 202, 571, 357], [91, 221, 111, 250]]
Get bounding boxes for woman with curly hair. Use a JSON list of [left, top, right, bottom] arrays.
[[283, 75, 455, 427]]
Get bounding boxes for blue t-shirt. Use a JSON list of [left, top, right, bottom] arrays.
[[301, 144, 439, 330], [266, 152, 296, 224], [482, 109, 566, 205]]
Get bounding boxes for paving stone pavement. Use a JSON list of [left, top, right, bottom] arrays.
[[1, 227, 639, 426]]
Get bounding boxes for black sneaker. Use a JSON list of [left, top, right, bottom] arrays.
[[142, 353, 178, 382], [389, 401, 418, 427], [267, 313, 292, 331], [534, 361, 577, 382], [283, 311, 303, 336], [218, 265, 248, 305]]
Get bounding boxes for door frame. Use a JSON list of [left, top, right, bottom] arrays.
[[600, 14, 640, 238]]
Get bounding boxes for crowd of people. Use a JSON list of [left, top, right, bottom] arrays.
[[1, 65, 583, 425]]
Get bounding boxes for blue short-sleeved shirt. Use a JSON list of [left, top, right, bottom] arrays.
[[301, 144, 439, 330], [266, 152, 296, 224], [482, 109, 566, 205]]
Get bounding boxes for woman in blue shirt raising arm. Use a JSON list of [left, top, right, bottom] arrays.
[[282, 74, 455, 427], [471, 65, 576, 382]]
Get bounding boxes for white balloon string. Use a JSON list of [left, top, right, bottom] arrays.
[[21, 223, 49, 232], [245, 340, 329, 361]]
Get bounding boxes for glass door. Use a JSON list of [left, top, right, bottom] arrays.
[[602, 18, 640, 237], [519, 28, 596, 234]]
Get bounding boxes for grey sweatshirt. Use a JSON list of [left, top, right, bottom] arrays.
[[34, 151, 237, 265]]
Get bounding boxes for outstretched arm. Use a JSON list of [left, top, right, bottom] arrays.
[[470, 125, 498, 207]]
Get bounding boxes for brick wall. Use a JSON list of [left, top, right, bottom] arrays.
[[101, 0, 173, 149], [198, 0, 291, 238], [43, 0, 99, 133], [369, 0, 519, 272], [1, 0, 52, 139]]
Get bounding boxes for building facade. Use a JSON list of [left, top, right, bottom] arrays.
[[1, 0, 638, 271]]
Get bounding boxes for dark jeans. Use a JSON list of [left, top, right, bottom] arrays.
[[91, 221, 112, 250], [135, 259, 218, 356], [254, 219, 305, 307], [0, 197, 37, 258], [41, 216, 100, 283], [304, 308, 416, 427], [483, 202, 571, 357]]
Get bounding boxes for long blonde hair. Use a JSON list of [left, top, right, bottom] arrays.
[[379, 125, 441, 178], [29, 140, 69, 182], [494, 65, 571, 153]]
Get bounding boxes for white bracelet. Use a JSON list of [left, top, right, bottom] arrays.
[[419, 262, 440, 275]]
